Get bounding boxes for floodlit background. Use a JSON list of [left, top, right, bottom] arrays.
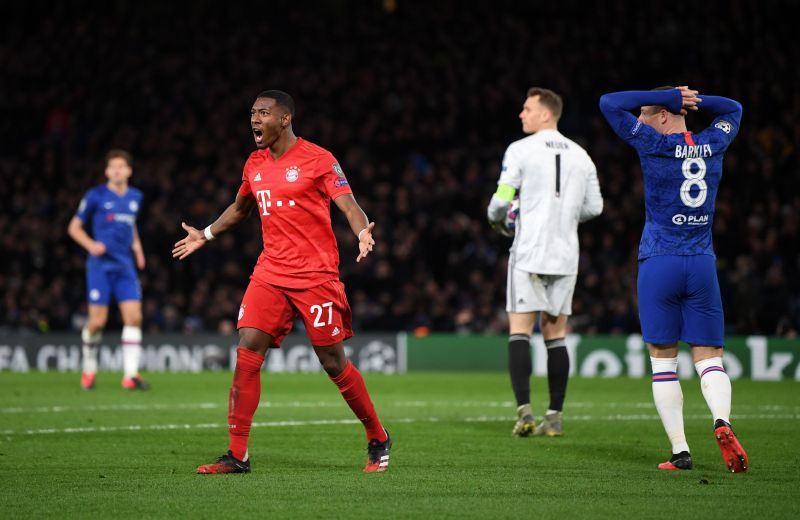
[[2, 0, 798, 338], [2, 3, 799, 518]]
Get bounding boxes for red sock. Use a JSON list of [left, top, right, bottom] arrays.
[[330, 361, 387, 442], [227, 347, 264, 460]]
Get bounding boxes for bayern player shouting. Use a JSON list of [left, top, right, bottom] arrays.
[[173, 90, 390, 474]]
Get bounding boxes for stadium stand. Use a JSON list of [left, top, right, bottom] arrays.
[[1, 0, 797, 337]]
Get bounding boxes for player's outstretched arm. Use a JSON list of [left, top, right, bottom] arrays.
[[172, 223, 205, 259], [172, 193, 255, 260], [333, 193, 375, 263]]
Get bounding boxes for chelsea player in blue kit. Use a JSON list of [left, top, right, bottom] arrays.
[[68, 150, 149, 391], [600, 86, 748, 473]]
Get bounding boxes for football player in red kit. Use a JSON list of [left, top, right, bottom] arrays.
[[173, 90, 390, 474]]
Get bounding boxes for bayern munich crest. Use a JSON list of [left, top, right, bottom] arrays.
[[285, 166, 300, 182]]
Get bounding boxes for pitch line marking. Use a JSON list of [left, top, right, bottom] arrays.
[[2, 413, 798, 436], [0, 402, 221, 414], [0, 401, 344, 414], [2, 401, 798, 414]]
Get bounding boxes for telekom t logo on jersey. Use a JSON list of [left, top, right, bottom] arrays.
[[256, 190, 296, 216]]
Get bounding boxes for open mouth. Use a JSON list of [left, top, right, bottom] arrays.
[[253, 128, 264, 143]]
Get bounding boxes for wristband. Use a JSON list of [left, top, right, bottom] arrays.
[[203, 225, 216, 241]]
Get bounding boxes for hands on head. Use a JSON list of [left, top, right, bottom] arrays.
[[676, 86, 702, 116]]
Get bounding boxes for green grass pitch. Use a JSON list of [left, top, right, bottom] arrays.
[[1, 371, 799, 518]]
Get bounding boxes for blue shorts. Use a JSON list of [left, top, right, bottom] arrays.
[[637, 255, 724, 346], [86, 268, 141, 306]]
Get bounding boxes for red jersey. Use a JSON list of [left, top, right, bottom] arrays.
[[238, 138, 353, 288]]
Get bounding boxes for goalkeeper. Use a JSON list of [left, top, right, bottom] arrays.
[[487, 87, 603, 437]]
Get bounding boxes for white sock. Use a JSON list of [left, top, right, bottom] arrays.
[[651, 357, 690, 454], [694, 357, 731, 424], [122, 326, 142, 379], [81, 327, 102, 374]]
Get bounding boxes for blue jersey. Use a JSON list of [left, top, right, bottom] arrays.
[[75, 184, 143, 271], [599, 90, 742, 259]]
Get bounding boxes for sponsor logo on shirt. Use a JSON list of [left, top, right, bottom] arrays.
[[129, 200, 138, 212], [672, 214, 708, 226], [332, 162, 345, 177], [331, 326, 341, 337], [238, 305, 245, 321], [687, 215, 709, 226], [334, 179, 349, 188], [255, 190, 296, 215], [106, 213, 136, 225], [631, 120, 642, 135], [714, 120, 732, 134], [285, 167, 300, 182], [104, 202, 114, 209], [254, 172, 262, 182], [90, 289, 101, 301]]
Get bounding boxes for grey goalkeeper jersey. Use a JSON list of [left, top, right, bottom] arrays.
[[492, 129, 603, 275]]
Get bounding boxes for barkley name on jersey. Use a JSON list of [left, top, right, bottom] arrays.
[[599, 90, 742, 259]]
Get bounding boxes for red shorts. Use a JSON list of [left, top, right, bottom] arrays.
[[237, 279, 353, 347]]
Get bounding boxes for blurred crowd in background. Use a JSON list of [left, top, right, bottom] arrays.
[[2, 0, 798, 337]]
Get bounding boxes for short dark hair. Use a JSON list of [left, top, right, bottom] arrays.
[[105, 149, 132, 168], [257, 90, 295, 117], [527, 87, 563, 119]]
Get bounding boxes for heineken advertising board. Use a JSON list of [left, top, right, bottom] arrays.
[[406, 334, 799, 381]]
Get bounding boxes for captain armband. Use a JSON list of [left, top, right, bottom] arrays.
[[494, 184, 517, 202], [487, 185, 517, 223]]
